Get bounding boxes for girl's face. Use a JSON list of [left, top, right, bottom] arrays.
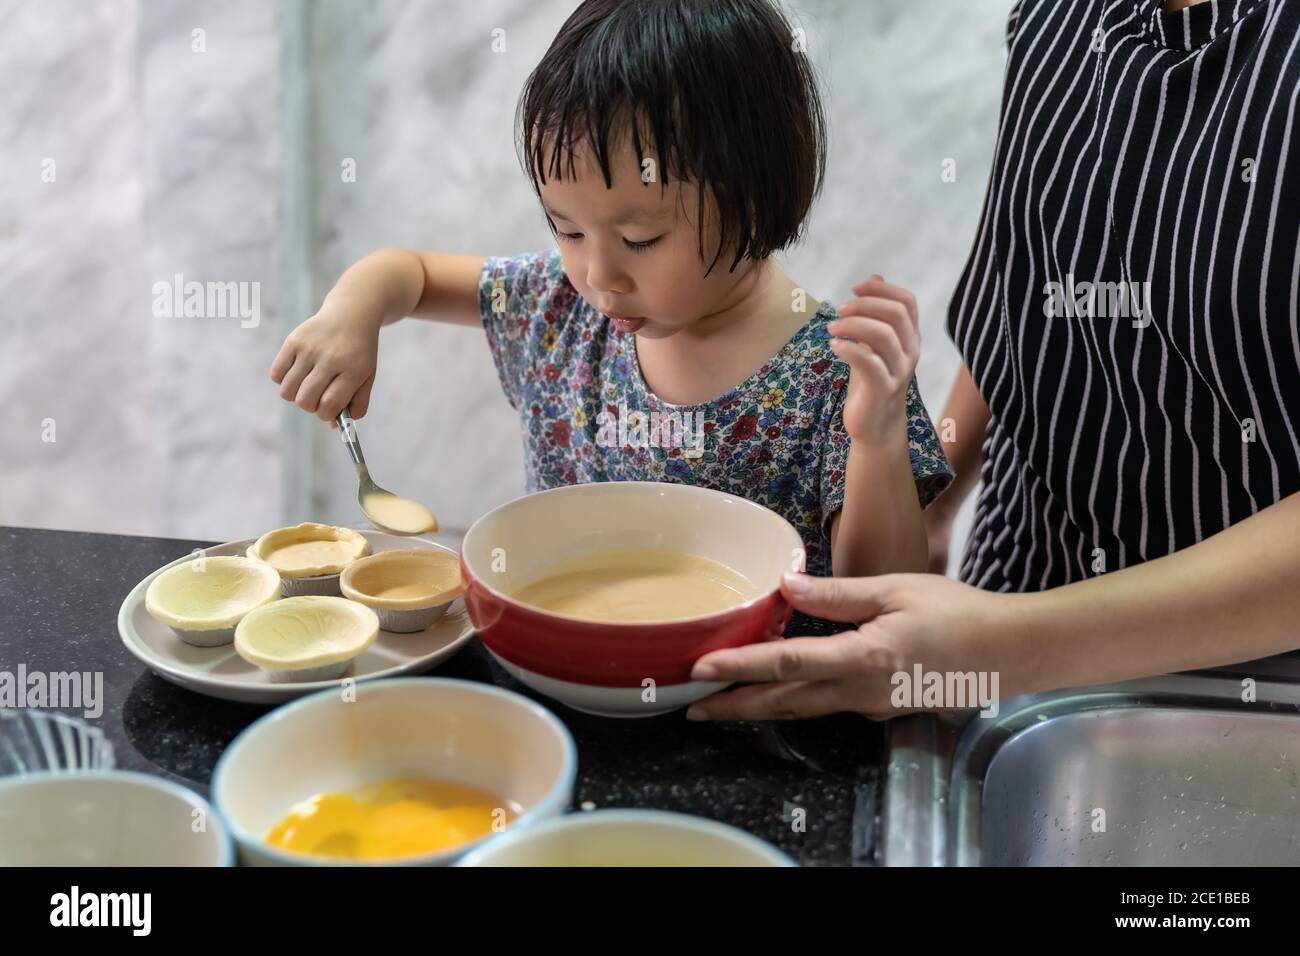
[[536, 138, 759, 339]]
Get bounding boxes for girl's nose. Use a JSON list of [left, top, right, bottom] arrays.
[[585, 249, 631, 296]]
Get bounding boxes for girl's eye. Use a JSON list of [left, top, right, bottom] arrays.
[[557, 231, 583, 243], [624, 236, 661, 252]]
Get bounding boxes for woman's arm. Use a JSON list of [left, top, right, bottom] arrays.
[[1013, 488, 1300, 691], [687, 490, 1300, 720], [929, 361, 989, 511], [923, 361, 990, 573]]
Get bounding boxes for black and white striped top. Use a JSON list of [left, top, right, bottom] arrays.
[[949, 0, 1300, 591]]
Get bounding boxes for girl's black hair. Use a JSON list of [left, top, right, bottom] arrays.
[[517, 0, 826, 275]]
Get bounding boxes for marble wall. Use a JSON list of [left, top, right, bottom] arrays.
[[2, 0, 283, 542], [2, 0, 1011, 568]]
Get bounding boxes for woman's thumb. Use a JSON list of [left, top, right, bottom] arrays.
[[780, 572, 889, 623]]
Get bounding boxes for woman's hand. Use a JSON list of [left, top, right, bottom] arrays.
[[829, 275, 921, 447], [686, 571, 1032, 721], [270, 292, 383, 425]]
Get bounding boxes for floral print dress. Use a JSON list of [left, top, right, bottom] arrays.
[[478, 250, 952, 576]]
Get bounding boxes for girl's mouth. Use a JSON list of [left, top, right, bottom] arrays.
[[606, 314, 646, 334]]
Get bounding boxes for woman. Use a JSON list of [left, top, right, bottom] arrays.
[[688, 0, 1300, 721]]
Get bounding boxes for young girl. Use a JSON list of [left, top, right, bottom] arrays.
[[271, 0, 952, 579]]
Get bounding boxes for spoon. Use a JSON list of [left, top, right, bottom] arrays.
[[336, 408, 439, 536]]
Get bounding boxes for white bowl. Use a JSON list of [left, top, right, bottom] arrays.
[[0, 771, 233, 866], [455, 809, 796, 867], [212, 677, 577, 866]]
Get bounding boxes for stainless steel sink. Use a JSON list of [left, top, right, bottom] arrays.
[[879, 655, 1300, 866]]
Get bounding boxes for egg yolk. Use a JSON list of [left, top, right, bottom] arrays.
[[267, 777, 516, 861]]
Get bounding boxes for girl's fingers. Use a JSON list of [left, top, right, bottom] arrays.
[[691, 633, 853, 683], [277, 353, 311, 402], [850, 276, 919, 327], [830, 338, 893, 388], [294, 367, 337, 415], [849, 273, 885, 296], [833, 297, 918, 359], [349, 376, 375, 420], [318, 375, 360, 423], [269, 342, 297, 384], [828, 317, 906, 380], [685, 679, 847, 721]]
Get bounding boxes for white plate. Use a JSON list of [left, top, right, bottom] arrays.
[[117, 531, 475, 704]]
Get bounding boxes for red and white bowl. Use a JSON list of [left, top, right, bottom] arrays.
[[460, 482, 805, 717]]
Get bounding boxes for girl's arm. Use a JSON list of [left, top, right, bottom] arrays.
[[323, 248, 484, 327], [825, 276, 929, 577], [271, 249, 485, 422], [923, 361, 991, 573], [830, 429, 927, 577]]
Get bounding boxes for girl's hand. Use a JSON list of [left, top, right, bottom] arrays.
[[686, 571, 1030, 721], [270, 293, 383, 425], [829, 275, 921, 447]]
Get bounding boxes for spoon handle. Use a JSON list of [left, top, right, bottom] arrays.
[[336, 408, 367, 468]]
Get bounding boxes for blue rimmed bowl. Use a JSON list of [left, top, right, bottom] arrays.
[[212, 677, 577, 866]]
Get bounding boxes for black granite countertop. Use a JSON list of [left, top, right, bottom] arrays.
[[0, 525, 884, 866]]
